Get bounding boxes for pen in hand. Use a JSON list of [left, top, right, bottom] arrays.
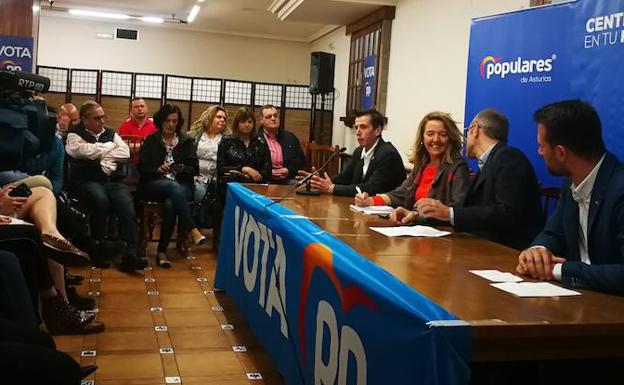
[[355, 186, 362, 195]]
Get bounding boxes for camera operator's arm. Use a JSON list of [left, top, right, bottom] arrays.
[[65, 133, 116, 160]]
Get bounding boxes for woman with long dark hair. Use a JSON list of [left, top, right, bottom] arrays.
[[138, 104, 205, 268]]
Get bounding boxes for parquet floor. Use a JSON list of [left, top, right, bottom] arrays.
[[55, 239, 285, 385]]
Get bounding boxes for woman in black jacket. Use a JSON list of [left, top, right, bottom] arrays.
[[217, 107, 271, 189], [138, 104, 205, 268]]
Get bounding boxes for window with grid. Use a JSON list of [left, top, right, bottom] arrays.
[[343, 6, 394, 121], [166, 76, 192, 101], [37, 67, 68, 93], [254, 84, 282, 107], [285, 86, 312, 109], [224, 80, 251, 105], [135, 74, 163, 99], [101, 71, 132, 97], [192, 78, 222, 103], [319, 93, 334, 111], [347, 26, 381, 114], [71, 69, 98, 94]]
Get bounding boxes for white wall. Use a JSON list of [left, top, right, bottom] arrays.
[[384, 0, 530, 160], [37, 16, 311, 84], [314, 0, 530, 158], [310, 26, 354, 149]]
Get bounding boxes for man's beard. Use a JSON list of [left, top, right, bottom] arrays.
[[546, 163, 568, 177]]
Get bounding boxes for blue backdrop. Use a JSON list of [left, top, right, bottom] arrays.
[[465, 0, 624, 188], [215, 184, 472, 385]]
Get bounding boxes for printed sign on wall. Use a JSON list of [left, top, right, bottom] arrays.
[[0, 35, 33, 72], [361, 55, 377, 110]]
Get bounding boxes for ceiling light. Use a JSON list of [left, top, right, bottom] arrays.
[[140, 16, 164, 23], [32, 5, 40, 12], [187, 5, 200, 23], [69, 9, 130, 20]]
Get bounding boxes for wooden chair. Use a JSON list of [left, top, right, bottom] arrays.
[[540, 186, 561, 216], [305, 142, 341, 179], [121, 134, 143, 157], [121, 135, 144, 186], [137, 200, 190, 259]]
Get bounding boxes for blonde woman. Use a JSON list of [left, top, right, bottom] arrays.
[[189, 106, 227, 218], [355, 111, 470, 224]]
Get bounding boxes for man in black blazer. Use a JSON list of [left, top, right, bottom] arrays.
[[307, 109, 405, 197], [416, 109, 543, 250], [517, 100, 624, 296]]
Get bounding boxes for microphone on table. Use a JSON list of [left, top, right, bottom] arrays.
[[265, 146, 347, 208], [297, 146, 346, 196]]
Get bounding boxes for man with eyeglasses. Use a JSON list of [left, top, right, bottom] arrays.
[[257, 104, 305, 184], [415, 108, 543, 250], [65, 101, 148, 271]]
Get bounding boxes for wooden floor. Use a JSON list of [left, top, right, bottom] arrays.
[[55, 237, 285, 385]]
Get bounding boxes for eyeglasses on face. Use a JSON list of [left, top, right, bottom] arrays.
[[263, 113, 279, 119], [88, 114, 106, 121]]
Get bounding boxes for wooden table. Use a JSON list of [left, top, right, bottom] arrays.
[[248, 184, 624, 362]]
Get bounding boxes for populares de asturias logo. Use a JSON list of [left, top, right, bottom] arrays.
[[479, 54, 556, 79]]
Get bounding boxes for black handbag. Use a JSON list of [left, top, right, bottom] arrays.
[[193, 181, 217, 229]]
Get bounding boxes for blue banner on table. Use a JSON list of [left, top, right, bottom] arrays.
[[465, 0, 624, 188], [0, 35, 33, 72], [215, 183, 472, 385], [360, 55, 376, 110]]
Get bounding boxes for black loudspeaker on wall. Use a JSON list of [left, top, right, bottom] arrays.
[[309, 51, 335, 94]]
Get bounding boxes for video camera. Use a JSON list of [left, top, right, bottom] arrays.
[[0, 70, 56, 171]]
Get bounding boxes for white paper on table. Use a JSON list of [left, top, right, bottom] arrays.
[[369, 226, 408, 237], [370, 225, 450, 237], [491, 282, 581, 297], [470, 270, 524, 282], [350, 204, 394, 217]]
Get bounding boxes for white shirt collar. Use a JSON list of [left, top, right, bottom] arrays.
[[571, 153, 605, 203], [360, 138, 380, 160], [478, 143, 497, 170]]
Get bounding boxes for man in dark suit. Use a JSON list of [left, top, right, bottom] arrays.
[[306, 109, 405, 196], [517, 100, 624, 296], [415, 109, 543, 250]]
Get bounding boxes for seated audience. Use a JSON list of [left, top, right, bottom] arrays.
[[0, 219, 104, 335], [217, 106, 271, 186], [0, 104, 65, 194], [118, 98, 157, 164], [189, 105, 227, 206], [413, 109, 543, 250], [138, 104, 205, 268], [15, 106, 66, 195], [56, 103, 79, 139], [516, 100, 624, 295], [0, 250, 98, 382], [355, 111, 470, 224], [257, 104, 305, 184], [303, 109, 405, 196], [65, 101, 147, 270], [118, 98, 157, 138]]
